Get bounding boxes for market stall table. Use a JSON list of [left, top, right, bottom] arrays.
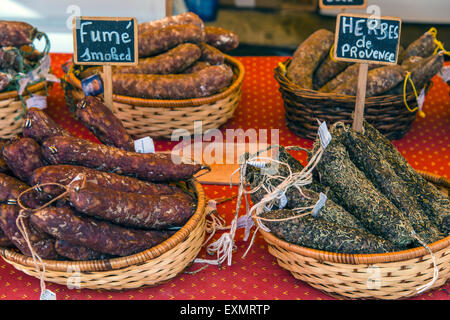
[[0, 54, 448, 300]]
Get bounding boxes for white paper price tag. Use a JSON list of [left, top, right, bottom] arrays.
[[312, 192, 327, 217], [40, 289, 56, 300], [26, 95, 47, 110], [440, 66, 450, 82], [134, 136, 155, 154], [318, 121, 332, 150]]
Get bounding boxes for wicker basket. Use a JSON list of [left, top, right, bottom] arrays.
[[0, 179, 206, 290], [258, 172, 450, 300], [62, 55, 245, 139], [274, 59, 419, 140], [0, 80, 49, 139]]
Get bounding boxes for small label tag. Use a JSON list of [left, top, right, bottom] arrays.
[[440, 66, 450, 83], [247, 161, 267, 169], [81, 74, 103, 97], [312, 192, 327, 217], [318, 121, 332, 150], [26, 95, 47, 110], [278, 193, 288, 209], [40, 289, 56, 300], [417, 88, 426, 110], [134, 136, 155, 154]]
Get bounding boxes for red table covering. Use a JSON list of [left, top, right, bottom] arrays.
[[0, 54, 448, 300]]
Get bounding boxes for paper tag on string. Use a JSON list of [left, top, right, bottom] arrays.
[[318, 122, 332, 150], [40, 289, 56, 300], [278, 192, 287, 209], [312, 193, 327, 217], [26, 95, 47, 110], [134, 136, 155, 154], [247, 161, 267, 169], [417, 88, 426, 110], [439, 66, 450, 83]]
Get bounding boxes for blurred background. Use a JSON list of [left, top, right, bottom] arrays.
[[1, 0, 449, 55]]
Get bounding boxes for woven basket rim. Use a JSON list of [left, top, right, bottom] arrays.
[[0, 80, 48, 101], [274, 58, 417, 103], [258, 171, 450, 265], [0, 179, 206, 272], [64, 55, 245, 108]]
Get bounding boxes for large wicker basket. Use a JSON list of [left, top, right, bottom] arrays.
[[0, 179, 206, 291], [0, 80, 49, 139], [62, 55, 245, 139], [258, 172, 450, 300], [274, 59, 419, 140]]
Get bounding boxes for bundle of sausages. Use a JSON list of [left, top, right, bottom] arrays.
[[0, 20, 46, 92], [0, 99, 205, 261], [74, 12, 239, 100], [286, 29, 444, 97]]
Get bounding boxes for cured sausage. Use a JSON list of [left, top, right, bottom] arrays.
[[404, 31, 437, 59], [31, 165, 178, 197], [138, 24, 204, 58], [313, 56, 350, 90], [54, 240, 113, 261], [114, 43, 201, 75], [286, 29, 334, 89], [0, 140, 11, 174], [319, 63, 380, 93], [0, 48, 21, 72], [138, 12, 205, 35], [111, 64, 233, 99], [198, 43, 225, 65], [0, 172, 42, 209], [0, 204, 58, 259], [30, 206, 175, 256], [204, 26, 239, 52], [68, 180, 196, 229], [22, 108, 71, 143], [0, 21, 36, 47], [75, 96, 135, 151], [182, 61, 210, 74], [0, 228, 13, 247], [0, 72, 11, 92], [41, 136, 204, 182], [2, 136, 46, 183]]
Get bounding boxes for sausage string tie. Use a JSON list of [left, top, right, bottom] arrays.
[[428, 27, 450, 57], [14, 175, 89, 299]]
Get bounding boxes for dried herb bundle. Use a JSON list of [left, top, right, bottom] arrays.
[[313, 128, 415, 248], [261, 209, 394, 254], [363, 121, 449, 235], [341, 126, 443, 244]]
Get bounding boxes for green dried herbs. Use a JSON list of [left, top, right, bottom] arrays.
[[261, 209, 394, 254], [340, 126, 443, 244]]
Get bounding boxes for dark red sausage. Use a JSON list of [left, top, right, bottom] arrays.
[[0, 172, 42, 209], [31, 165, 178, 197], [68, 180, 196, 229], [75, 96, 135, 151], [0, 21, 36, 47], [2, 136, 46, 183], [138, 24, 204, 58], [54, 239, 114, 261], [30, 206, 175, 256], [0, 228, 13, 247], [204, 26, 239, 52], [41, 136, 203, 182], [22, 108, 71, 143], [0, 204, 58, 259], [0, 71, 10, 92], [198, 43, 225, 65], [138, 12, 205, 35], [182, 61, 211, 74], [112, 64, 234, 99]]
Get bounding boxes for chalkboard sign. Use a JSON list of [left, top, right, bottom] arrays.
[[73, 16, 138, 66], [333, 13, 402, 65], [319, 0, 367, 9]]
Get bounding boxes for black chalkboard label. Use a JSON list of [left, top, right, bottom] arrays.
[[320, 0, 367, 9], [73, 16, 138, 66], [333, 13, 402, 65]]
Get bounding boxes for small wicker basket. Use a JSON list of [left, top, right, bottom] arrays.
[[274, 59, 419, 140], [0, 179, 206, 290], [0, 80, 49, 139], [62, 55, 245, 139], [258, 172, 450, 300]]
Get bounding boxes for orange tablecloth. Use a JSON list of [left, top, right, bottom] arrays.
[[0, 54, 448, 300]]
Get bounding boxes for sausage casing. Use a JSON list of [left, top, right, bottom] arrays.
[[0, 21, 36, 47], [2, 136, 46, 183], [204, 26, 239, 52], [138, 12, 204, 35], [22, 108, 71, 143], [54, 240, 113, 261], [112, 64, 233, 99], [75, 96, 135, 151], [138, 24, 204, 58], [41, 136, 203, 182], [0, 172, 42, 209], [30, 207, 174, 256], [68, 180, 196, 229], [198, 43, 225, 65], [31, 165, 178, 197]]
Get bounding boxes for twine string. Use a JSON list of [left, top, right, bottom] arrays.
[[412, 232, 439, 294]]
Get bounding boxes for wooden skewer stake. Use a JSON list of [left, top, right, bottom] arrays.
[[103, 64, 113, 110], [352, 62, 369, 132]]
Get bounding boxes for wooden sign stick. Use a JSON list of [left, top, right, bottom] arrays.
[[352, 62, 369, 132], [103, 64, 113, 110]]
